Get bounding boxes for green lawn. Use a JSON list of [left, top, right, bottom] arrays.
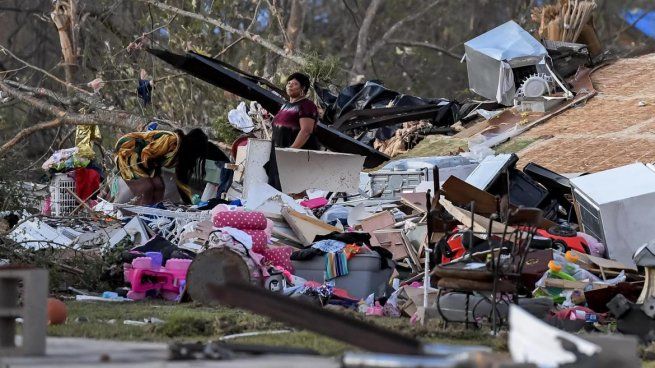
[[48, 300, 506, 356]]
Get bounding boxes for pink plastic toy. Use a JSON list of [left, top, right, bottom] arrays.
[[365, 302, 384, 317], [300, 197, 328, 209], [124, 255, 192, 301]]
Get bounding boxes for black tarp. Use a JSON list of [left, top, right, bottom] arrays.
[[148, 49, 389, 168], [314, 81, 460, 132]]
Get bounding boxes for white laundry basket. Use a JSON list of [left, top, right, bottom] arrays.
[[50, 173, 76, 216]]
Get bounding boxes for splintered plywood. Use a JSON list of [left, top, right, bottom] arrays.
[[514, 53, 655, 173], [281, 207, 341, 245], [275, 148, 365, 194]]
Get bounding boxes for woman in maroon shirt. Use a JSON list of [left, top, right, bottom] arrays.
[[271, 72, 320, 150], [265, 72, 320, 190]]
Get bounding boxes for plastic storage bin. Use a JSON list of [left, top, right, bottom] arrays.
[[292, 252, 394, 299]]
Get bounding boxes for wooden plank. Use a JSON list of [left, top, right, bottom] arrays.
[[281, 207, 341, 246], [360, 211, 395, 246], [543, 278, 608, 290], [401, 230, 422, 271], [439, 198, 517, 239], [570, 250, 637, 272], [400, 193, 427, 213], [372, 229, 409, 261], [442, 176, 497, 215]]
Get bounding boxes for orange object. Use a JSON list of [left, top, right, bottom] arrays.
[[548, 260, 562, 272], [343, 244, 360, 260], [47, 298, 68, 325], [565, 251, 579, 263]]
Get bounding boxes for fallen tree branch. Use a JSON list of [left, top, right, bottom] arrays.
[[0, 118, 63, 155], [137, 0, 307, 66], [386, 39, 463, 61], [365, 0, 441, 61], [3, 79, 88, 106], [0, 80, 144, 156], [0, 43, 93, 96]]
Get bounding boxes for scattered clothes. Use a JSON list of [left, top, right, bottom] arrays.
[[75, 125, 102, 159], [130, 235, 195, 263], [326, 251, 349, 279], [114, 131, 179, 180], [300, 197, 328, 209], [290, 247, 323, 261], [42, 147, 91, 173], [313, 231, 371, 246], [312, 239, 347, 253], [219, 227, 254, 250], [75, 167, 101, 201], [137, 79, 152, 105]]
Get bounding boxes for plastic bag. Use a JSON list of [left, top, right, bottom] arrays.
[[228, 102, 255, 133]]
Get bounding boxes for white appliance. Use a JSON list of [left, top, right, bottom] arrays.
[[570, 163, 655, 266]]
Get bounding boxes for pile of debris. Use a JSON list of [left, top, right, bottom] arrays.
[[4, 3, 655, 366]]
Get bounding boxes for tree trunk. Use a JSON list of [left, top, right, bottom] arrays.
[[51, 0, 79, 91], [285, 0, 305, 53], [350, 0, 383, 81]]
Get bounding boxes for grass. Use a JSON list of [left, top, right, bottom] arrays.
[[394, 134, 539, 162], [48, 300, 506, 356], [396, 135, 469, 159], [495, 137, 540, 154]]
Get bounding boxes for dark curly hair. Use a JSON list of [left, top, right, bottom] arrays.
[[287, 72, 311, 94]]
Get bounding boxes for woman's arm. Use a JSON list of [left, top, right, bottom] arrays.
[[290, 117, 315, 149]]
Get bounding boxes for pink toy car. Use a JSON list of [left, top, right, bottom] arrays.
[[124, 255, 192, 301]]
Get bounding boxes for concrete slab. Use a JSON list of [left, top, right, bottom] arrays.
[[0, 337, 339, 368]]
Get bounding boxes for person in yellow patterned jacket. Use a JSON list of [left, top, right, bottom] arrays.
[[114, 128, 228, 205]]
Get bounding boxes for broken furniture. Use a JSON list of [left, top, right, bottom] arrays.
[[0, 267, 48, 356], [523, 161, 578, 223], [281, 207, 341, 246], [569, 162, 655, 266], [235, 138, 365, 198], [434, 201, 543, 331]]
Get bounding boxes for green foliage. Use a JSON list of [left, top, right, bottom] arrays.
[[212, 116, 242, 145], [301, 51, 341, 84]]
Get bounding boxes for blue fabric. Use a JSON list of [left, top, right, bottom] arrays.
[[312, 239, 346, 253], [621, 9, 655, 39], [325, 251, 349, 280], [137, 79, 152, 105]]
